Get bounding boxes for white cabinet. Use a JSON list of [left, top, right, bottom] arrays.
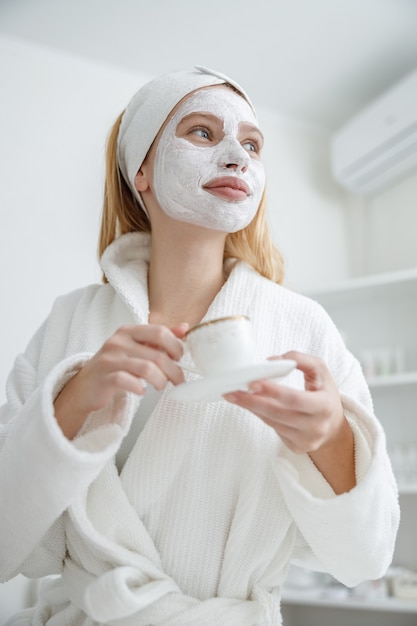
[[306, 267, 417, 498], [282, 267, 417, 625]]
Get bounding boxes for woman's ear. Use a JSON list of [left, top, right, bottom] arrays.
[[134, 168, 149, 192]]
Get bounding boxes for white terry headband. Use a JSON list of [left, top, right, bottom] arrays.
[[117, 65, 256, 212]]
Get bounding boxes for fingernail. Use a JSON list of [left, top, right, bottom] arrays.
[[224, 393, 237, 403], [249, 382, 262, 393]]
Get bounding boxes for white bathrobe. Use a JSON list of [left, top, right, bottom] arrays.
[[0, 232, 399, 625]]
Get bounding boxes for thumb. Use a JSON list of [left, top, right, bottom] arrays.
[[282, 350, 324, 391]]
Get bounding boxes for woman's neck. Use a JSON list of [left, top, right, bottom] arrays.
[[147, 225, 227, 328]]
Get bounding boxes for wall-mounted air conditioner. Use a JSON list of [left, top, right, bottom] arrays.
[[331, 68, 417, 195]]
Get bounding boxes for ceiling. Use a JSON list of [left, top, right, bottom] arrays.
[[1, 0, 417, 130]]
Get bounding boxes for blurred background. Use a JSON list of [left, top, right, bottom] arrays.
[[1, 1, 417, 623]]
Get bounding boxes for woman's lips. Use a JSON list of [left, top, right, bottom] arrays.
[[203, 177, 250, 201]]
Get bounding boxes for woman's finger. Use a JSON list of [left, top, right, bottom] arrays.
[[278, 351, 327, 391], [124, 324, 185, 361], [247, 379, 328, 418], [123, 346, 185, 386]]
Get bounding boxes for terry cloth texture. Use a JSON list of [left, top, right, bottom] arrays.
[[0, 232, 399, 625]]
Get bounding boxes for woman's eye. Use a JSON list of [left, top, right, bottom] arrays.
[[242, 140, 258, 153], [191, 128, 210, 140]]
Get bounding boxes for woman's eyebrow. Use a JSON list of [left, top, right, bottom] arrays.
[[239, 122, 265, 146], [177, 112, 220, 125], [177, 113, 264, 145]]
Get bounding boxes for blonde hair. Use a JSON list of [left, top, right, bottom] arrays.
[[99, 112, 285, 284]]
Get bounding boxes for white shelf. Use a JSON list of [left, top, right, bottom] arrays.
[[367, 371, 417, 388], [306, 267, 417, 300], [295, 268, 417, 622], [281, 588, 417, 613], [398, 484, 417, 495], [306, 270, 417, 375]]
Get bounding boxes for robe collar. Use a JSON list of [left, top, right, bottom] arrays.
[[100, 232, 256, 324]]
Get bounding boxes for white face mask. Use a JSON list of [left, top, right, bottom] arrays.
[[152, 88, 265, 232]]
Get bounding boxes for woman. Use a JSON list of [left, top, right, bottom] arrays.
[[0, 66, 399, 625]]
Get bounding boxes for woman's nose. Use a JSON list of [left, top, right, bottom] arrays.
[[219, 137, 250, 173], [225, 162, 247, 172]]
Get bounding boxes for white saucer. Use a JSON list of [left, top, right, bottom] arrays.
[[170, 359, 297, 403]]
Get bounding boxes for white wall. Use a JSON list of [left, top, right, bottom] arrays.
[[259, 108, 350, 291], [362, 171, 417, 274], [0, 35, 151, 401]]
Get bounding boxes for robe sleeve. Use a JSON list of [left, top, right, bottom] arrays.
[[0, 322, 134, 582], [273, 357, 400, 588]]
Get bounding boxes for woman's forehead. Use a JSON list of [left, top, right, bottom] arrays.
[[172, 86, 259, 128]]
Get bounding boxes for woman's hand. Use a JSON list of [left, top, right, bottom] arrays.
[[54, 323, 188, 439], [224, 351, 356, 494]]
